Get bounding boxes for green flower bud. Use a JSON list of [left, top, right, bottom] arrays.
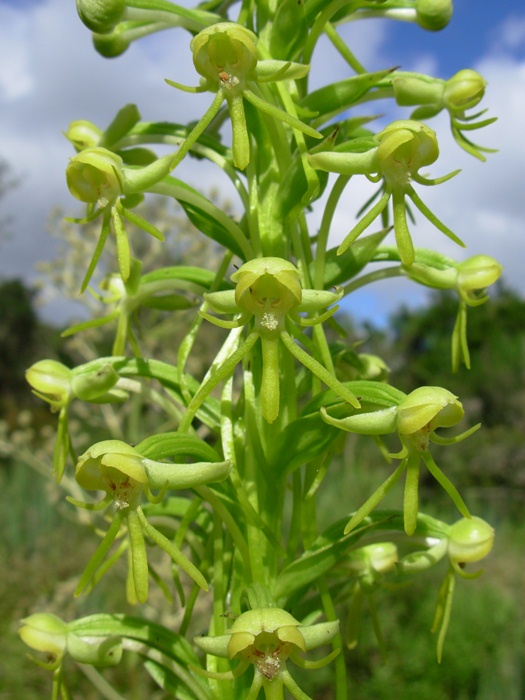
[[447, 516, 495, 564], [65, 119, 103, 151], [376, 120, 439, 187], [18, 613, 68, 667], [415, 0, 453, 31], [191, 22, 258, 92], [92, 28, 130, 57], [443, 69, 485, 113], [397, 386, 463, 437], [76, 440, 147, 507], [25, 360, 72, 409], [66, 147, 123, 206], [76, 0, 126, 34]]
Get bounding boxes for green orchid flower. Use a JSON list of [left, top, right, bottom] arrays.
[[182, 257, 359, 426], [322, 385, 479, 535], [19, 611, 122, 700], [309, 119, 462, 266], [165, 22, 321, 171], [66, 146, 172, 290], [397, 515, 494, 661], [193, 607, 339, 700], [391, 68, 497, 160], [70, 439, 231, 603]]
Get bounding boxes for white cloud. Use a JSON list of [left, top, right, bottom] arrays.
[[0, 0, 523, 329], [0, 5, 34, 99]]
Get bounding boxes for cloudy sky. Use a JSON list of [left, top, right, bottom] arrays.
[[0, 0, 524, 326]]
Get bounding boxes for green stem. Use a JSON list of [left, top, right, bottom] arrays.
[[325, 21, 367, 73], [169, 90, 225, 171], [342, 264, 404, 296]]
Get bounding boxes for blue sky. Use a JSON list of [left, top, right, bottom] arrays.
[[0, 0, 524, 327]]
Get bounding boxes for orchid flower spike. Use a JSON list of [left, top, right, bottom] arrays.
[[184, 257, 359, 426], [165, 22, 321, 171]]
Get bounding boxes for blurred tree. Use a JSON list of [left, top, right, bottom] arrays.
[[388, 285, 525, 427], [0, 279, 38, 396]]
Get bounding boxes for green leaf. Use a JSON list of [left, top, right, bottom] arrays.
[[141, 295, 195, 311], [140, 265, 228, 290], [300, 68, 396, 118], [151, 176, 252, 261], [269, 0, 308, 60], [136, 432, 221, 463], [301, 380, 406, 416], [310, 229, 390, 288], [267, 412, 340, 475]]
